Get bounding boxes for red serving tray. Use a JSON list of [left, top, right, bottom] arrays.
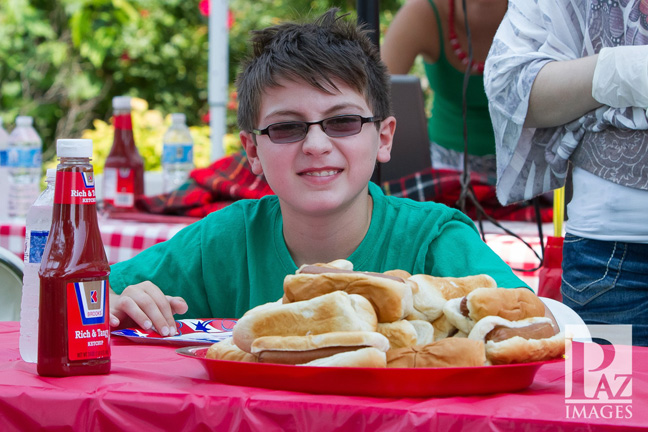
[[177, 346, 563, 398]]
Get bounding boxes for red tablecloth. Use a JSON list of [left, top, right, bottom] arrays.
[[0, 322, 644, 431]]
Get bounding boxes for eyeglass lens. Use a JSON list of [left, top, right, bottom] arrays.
[[268, 115, 364, 143]]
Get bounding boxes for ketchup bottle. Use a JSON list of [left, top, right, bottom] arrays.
[[38, 139, 111, 377], [103, 96, 144, 213]]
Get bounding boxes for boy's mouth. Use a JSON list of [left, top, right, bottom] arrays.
[[300, 169, 342, 177]]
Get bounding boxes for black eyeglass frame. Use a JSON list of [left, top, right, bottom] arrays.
[[251, 114, 383, 144]]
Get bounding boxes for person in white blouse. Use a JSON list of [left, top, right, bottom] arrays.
[[484, 0, 648, 346]]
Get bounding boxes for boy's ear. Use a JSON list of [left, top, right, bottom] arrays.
[[240, 131, 264, 175], [376, 115, 396, 164]]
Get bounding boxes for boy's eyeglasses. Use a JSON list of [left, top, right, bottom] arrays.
[[252, 115, 382, 144]]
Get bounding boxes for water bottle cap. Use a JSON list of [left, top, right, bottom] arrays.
[[15, 116, 34, 127], [57, 139, 93, 158], [46, 168, 57, 181], [112, 96, 132, 110], [171, 113, 186, 124]]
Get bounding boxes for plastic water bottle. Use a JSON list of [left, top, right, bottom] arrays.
[[0, 118, 9, 220], [7, 116, 42, 218], [162, 113, 194, 193], [20, 168, 56, 363]]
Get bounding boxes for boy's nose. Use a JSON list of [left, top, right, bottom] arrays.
[[301, 124, 333, 155]]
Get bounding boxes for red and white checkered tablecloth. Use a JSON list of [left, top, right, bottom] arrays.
[[1, 219, 551, 290], [480, 221, 555, 292], [0, 218, 187, 265]]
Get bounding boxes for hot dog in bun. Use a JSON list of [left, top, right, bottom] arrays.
[[468, 316, 564, 364], [283, 261, 414, 322], [303, 347, 387, 368], [408, 274, 497, 322], [386, 338, 487, 368], [251, 331, 390, 365], [206, 337, 257, 362], [443, 287, 546, 334], [233, 291, 377, 353]]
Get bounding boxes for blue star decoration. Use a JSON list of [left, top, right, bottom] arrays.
[[191, 319, 215, 333]]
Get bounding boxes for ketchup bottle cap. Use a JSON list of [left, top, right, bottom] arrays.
[[112, 96, 132, 110], [57, 139, 93, 158]]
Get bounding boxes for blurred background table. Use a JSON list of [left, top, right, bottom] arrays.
[[1, 217, 547, 290], [0, 214, 193, 265]]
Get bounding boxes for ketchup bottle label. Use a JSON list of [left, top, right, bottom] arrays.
[[55, 171, 96, 205], [114, 114, 133, 130], [103, 167, 135, 208], [66, 280, 111, 361]]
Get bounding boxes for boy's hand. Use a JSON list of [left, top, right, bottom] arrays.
[[109, 281, 188, 337]]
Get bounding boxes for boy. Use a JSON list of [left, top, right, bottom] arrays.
[[109, 9, 527, 337]]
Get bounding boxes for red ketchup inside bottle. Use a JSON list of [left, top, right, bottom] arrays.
[[103, 96, 144, 213], [38, 139, 111, 376]]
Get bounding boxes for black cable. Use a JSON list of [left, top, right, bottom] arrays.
[[456, 0, 545, 272]]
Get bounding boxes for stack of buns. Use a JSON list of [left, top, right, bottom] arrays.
[[206, 259, 565, 367]]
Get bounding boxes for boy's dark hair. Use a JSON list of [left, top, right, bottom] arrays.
[[236, 8, 392, 133]]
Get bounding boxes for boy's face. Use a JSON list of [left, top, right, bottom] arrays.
[[241, 78, 395, 218]]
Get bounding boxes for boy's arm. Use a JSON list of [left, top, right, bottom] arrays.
[[108, 217, 208, 333], [426, 219, 528, 289], [109, 281, 188, 337], [427, 219, 560, 332]]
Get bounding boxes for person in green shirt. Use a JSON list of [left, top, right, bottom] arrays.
[[381, 0, 508, 184], [109, 8, 528, 337]]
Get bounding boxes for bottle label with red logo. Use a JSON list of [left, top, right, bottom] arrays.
[[55, 171, 96, 205], [66, 280, 111, 361], [103, 167, 135, 208]]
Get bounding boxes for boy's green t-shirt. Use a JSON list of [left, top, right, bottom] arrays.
[[109, 182, 526, 319]]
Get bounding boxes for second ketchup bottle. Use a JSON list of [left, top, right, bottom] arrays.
[[103, 96, 144, 213]]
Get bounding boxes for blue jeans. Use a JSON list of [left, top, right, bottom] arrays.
[[561, 234, 648, 346]]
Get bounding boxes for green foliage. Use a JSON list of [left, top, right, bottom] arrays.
[[1, 0, 210, 164], [1, 0, 405, 170], [59, 97, 216, 175]]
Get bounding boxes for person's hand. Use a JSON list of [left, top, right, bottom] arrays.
[[110, 281, 188, 337], [592, 45, 648, 109]]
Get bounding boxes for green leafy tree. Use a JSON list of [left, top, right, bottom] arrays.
[[1, 0, 404, 170]]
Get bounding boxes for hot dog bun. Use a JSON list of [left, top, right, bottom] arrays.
[[303, 347, 387, 368], [430, 314, 458, 341], [442, 297, 474, 335], [377, 319, 435, 349], [377, 320, 417, 349], [206, 338, 257, 362], [408, 320, 435, 346], [251, 331, 390, 365], [408, 274, 497, 322], [468, 316, 565, 365], [283, 263, 414, 323], [386, 338, 487, 368], [444, 287, 546, 334], [384, 269, 419, 294], [233, 291, 377, 353], [308, 259, 354, 271], [468, 287, 545, 322]]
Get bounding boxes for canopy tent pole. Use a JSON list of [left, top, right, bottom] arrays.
[[208, 0, 229, 161], [357, 0, 380, 48], [357, 0, 381, 184]]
